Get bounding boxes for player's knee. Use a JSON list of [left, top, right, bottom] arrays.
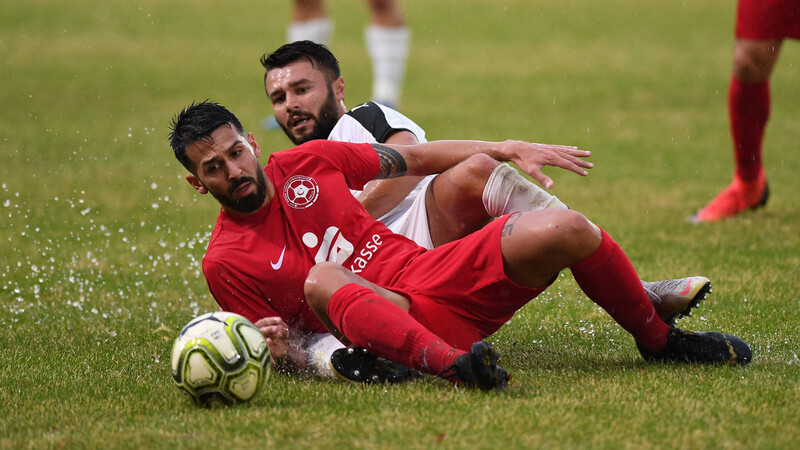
[[468, 153, 500, 177], [304, 262, 346, 311], [367, 0, 396, 14], [542, 210, 600, 249], [732, 42, 777, 82], [432, 154, 498, 204], [295, 0, 324, 11], [457, 154, 499, 187]]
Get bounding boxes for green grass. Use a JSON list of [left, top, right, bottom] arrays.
[[2, 0, 799, 448]]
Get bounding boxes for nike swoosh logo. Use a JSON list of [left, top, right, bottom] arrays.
[[645, 307, 656, 324], [270, 246, 286, 270], [350, 103, 369, 112]]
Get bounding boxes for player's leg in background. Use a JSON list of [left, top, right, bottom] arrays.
[[364, 0, 409, 108], [424, 154, 565, 247], [692, 38, 781, 222], [263, 0, 332, 130], [729, 38, 781, 182], [287, 0, 332, 44]]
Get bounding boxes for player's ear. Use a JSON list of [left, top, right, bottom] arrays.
[[248, 132, 261, 158], [332, 76, 345, 102], [185, 174, 208, 194]]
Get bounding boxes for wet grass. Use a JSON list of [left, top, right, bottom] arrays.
[[1, 0, 799, 448]]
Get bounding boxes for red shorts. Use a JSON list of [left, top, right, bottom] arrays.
[[736, 0, 800, 40], [390, 214, 547, 351]]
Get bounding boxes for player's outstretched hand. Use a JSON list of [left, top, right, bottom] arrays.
[[499, 140, 592, 189]]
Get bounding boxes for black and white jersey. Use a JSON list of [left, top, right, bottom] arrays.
[[328, 102, 433, 227], [328, 101, 427, 145]]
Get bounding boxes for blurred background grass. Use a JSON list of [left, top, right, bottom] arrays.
[[1, 0, 799, 448]]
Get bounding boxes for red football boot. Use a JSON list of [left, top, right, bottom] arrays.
[[691, 172, 768, 222]]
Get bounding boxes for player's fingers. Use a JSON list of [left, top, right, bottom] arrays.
[[547, 144, 581, 153], [560, 155, 593, 174], [528, 158, 586, 178], [557, 146, 591, 158], [564, 152, 593, 169], [258, 324, 289, 339], [544, 145, 591, 165], [549, 147, 592, 168], [544, 151, 591, 175], [535, 143, 588, 156], [255, 316, 285, 328], [527, 169, 554, 189]]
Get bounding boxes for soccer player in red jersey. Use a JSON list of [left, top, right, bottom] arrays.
[[260, 41, 716, 378], [259, 42, 717, 380], [693, 0, 800, 222], [169, 101, 751, 390]]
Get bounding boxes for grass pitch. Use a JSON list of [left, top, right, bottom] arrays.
[[2, 0, 799, 448]]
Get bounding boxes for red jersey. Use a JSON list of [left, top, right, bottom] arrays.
[[202, 140, 425, 331]]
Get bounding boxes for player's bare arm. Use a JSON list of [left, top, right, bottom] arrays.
[[357, 130, 425, 219], [374, 139, 592, 189], [374, 143, 408, 178]]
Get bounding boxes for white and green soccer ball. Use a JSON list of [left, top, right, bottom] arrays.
[[171, 312, 271, 407]]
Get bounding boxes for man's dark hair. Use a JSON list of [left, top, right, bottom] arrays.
[[167, 101, 245, 172], [260, 40, 341, 86]]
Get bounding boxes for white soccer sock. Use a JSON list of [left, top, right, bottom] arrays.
[[364, 25, 409, 107], [482, 164, 568, 217], [305, 332, 345, 379], [288, 18, 333, 44]]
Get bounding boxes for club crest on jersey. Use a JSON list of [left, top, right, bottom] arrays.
[[283, 175, 319, 209]]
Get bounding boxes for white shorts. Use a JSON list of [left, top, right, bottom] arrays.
[[384, 179, 434, 250]]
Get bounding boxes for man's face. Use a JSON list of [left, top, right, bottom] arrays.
[[266, 59, 344, 145], [185, 124, 271, 215]]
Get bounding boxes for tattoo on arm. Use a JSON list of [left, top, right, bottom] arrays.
[[373, 143, 408, 179], [501, 212, 523, 238]]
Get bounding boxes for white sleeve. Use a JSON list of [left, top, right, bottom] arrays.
[[328, 115, 381, 144], [328, 102, 427, 144]]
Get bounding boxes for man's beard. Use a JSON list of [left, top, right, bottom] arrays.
[[211, 168, 268, 214], [282, 87, 340, 145]]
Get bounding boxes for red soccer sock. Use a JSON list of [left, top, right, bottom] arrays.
[[729, 77, 770, 182], [327, 283, 464, 374], [570, 229, 669, 352]]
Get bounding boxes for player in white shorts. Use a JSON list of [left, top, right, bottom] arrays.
[[259, 41, 713, 382], [329, 101, 436, 248]]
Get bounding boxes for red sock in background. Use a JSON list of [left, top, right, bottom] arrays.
[[327, 283, 464, 374], [570, 229, 669, 352], [729, 77, 770, 182]]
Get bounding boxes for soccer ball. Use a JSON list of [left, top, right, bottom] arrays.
[[170, 312, 271, 407]]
